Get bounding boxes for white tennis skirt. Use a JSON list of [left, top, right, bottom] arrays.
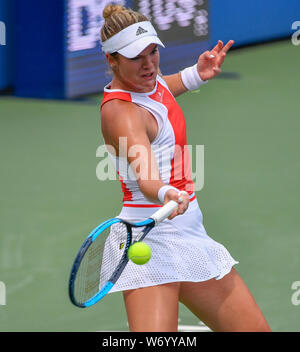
[[106, 197, 238, 293]]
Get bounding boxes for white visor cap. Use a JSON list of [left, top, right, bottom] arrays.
[[102, 21, 165, 59]]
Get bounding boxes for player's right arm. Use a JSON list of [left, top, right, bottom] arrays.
[[101, 99, 189, 217]]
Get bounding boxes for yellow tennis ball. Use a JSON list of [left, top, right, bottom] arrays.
[[127, 242, 151, 265]]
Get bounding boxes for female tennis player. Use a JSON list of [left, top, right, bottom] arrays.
[[100, 4, 271, 332]]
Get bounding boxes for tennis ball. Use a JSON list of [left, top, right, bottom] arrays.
[[127, 242, 151, 265]]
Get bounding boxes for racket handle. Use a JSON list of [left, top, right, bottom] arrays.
[[151, 200, 178, 225]]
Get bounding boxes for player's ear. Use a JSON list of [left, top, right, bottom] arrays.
[[106, 53, 118, 70]]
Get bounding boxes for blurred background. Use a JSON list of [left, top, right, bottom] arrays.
[[0, 0, 300, 331]]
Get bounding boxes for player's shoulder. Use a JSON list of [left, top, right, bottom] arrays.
[[101, 98, 145, 127], [101, 97, 132, 114]]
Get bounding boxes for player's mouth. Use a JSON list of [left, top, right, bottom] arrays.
[[141, 72, 155, 80]]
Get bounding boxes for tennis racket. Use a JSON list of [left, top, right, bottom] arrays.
[[68, 200, 178, 308]]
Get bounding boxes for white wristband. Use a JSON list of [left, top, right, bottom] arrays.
[[158, 185, 179, 204], [180, 64, 207, 91]]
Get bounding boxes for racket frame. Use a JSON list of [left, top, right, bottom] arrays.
[[69, 218, 154, 308], [69, 200, 178, 308]]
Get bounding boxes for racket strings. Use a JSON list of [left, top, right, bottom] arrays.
[[74, 222, 128, 304]]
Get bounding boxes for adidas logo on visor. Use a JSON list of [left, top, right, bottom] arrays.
[[136, 26, 148, 36]]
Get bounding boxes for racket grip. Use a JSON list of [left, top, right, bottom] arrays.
[[151, 200, 178, 225]]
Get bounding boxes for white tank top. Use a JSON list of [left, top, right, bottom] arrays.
[[101, 75, 195, 209]]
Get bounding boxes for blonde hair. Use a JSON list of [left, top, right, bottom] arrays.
[[101, 4, 148, 44]]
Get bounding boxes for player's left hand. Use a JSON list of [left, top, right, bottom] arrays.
[[197, 40, 234, 81]]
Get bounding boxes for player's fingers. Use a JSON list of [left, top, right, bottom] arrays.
[[166, 191, 189, 218], [204, 51, 216, 60], [204, 51, 211, 60], [177, 191, 189, 215], [211, 40, 223, 54], [221, 39, 234, 54], [200, 51, 211, 61], [168, 209, 178, 220], [217, 52, 226, 66], [168, 199, 188, 218], [213, 67, 222, 74], [177, 191, 188, 203], [178, 203, 188, 215]]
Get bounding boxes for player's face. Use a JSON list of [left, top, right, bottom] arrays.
[[110, 44, 160, 93]]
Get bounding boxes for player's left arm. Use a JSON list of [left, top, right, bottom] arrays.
[[161, 40, 234, 97]]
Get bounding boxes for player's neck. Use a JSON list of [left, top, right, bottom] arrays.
[[110, 76, 156, 93]]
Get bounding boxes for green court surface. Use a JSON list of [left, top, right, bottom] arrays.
[[0, 40, 299, 331]]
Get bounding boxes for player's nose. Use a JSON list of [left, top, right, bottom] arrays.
[[141, 55, 154, 68]]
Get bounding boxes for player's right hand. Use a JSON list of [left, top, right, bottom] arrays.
[[164, 189, 189, 220]]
